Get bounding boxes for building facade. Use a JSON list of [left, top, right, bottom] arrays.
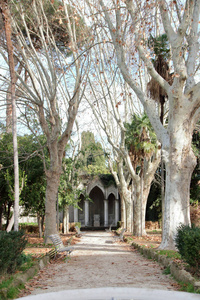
[[69, 177, 120, 227]]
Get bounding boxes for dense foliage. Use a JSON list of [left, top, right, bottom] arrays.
[[190, 127, 200, 205], [80, 131, 109, 175], [175, 224, 200, 273], [124, 113, 158, 171], [0, 133, 47, 230], [99, 174, 116, 187], [0, 230, 27, 274]]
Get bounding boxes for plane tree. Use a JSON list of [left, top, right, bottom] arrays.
[[89, 0, 200, 248], [0, 0, 91, 242], [85, 39, 160, 234]]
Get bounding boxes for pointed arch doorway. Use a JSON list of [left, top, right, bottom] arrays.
[[89, 186, 104, 226], [69, 178, 119, 228]]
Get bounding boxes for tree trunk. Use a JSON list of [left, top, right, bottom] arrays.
[[56, 193, 59, 232], [6, 202, 11, 227], [44, 171, 61, 243], [1, 1, 20, 231], [41, 215, 44, 232], [6, 213, 14, 232], [0, 205, 3, 230], [133, 172, 157, 236], [37, 213, 43, 238], [160, 146, 196, 249], [133, 183, 142, 236], [6, 63, 23, 134], [119, 193, 125, 228], [63, 205, 69, 234], [6, 84, 12, 134], [161, 153, 165, 235], [123, 189, 132, 232], [142, 180, 153, 236]]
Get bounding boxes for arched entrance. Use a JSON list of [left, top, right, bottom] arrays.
[[69, 178, 119, 227], [89, 186, 104, 226], [108, 193, 115, 225]]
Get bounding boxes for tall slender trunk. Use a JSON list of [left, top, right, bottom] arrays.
[[6, 213, 14, 232], [120, 195, 126, 228], [6, 84, 12, 134], [133, 183, 142, 236], [6, 202, 11, 227], [161, 152, 165, 235], [142, 181, 153, 235], [1, 1, 20, 231], [63, 205, 69, 234], [133, 165, 159, 236], [56, 193, 59, 231], [6, 64, 22, 133], [123, 189, 132, 232], [44, 171, 61, 243], [37, 213, 43, 238]]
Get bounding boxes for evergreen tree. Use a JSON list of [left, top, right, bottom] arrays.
[[80, 131, 109, 175]]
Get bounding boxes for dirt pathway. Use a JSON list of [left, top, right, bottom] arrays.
[[24, 231, 179, 296]]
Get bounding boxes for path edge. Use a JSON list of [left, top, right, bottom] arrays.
[[131, 242, 200, 292]]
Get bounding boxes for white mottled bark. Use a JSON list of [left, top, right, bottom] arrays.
[[3, 0, 89, 243], [63, 205, 69, 234], [97, 0, 200, 249]]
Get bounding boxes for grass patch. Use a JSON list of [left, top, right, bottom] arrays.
[[157, 250, 181, 260], [0, 254, 37, 300], [126, 237, 134, 243], [19, 222, 37, 226], [0, 276, 23, 300], [163, 266, 171, 275], [178, 281, 200, 294], [146, 229, 162, 234], [7, 284, 25, 299], [0, 276, 14, 289]]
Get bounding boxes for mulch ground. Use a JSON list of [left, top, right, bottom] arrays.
[[24, 232, 80, 258]]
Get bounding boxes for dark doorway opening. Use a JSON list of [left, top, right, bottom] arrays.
[[89, 186, 104, 226]]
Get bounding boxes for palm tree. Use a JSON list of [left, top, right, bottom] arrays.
[[125, 113, 158, 172], [124, 113, 160, 236], [147, 34, 173, 233], [147, 34, 173, 123]]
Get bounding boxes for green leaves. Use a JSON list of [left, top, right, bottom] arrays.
[[0, 230, 27, 274], [175, 224, 200, 273], [79, 131, 109, 175], [148, 34, 170, 61], [124, 113, 158, 170]]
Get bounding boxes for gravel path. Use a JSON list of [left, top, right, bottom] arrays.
[[27, 231, 178, 296]]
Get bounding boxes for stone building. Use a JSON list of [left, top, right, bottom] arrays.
[[68, 177, 120, 228]]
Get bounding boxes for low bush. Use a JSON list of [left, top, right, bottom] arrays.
[[74, 222, 81, 228], [175, 224, 200, 272], [0, 230, 27, 274]]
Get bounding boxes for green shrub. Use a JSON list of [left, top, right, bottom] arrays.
[[0, 230, 27, 274], [175, 224, 200, 271], [117, 221, 121, 229], [74, 222, 81, 228]]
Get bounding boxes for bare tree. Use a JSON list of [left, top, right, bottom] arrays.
[[85, 39, 160, 234], [0, 0, 91, 241], [90, 0, 200, 248]]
